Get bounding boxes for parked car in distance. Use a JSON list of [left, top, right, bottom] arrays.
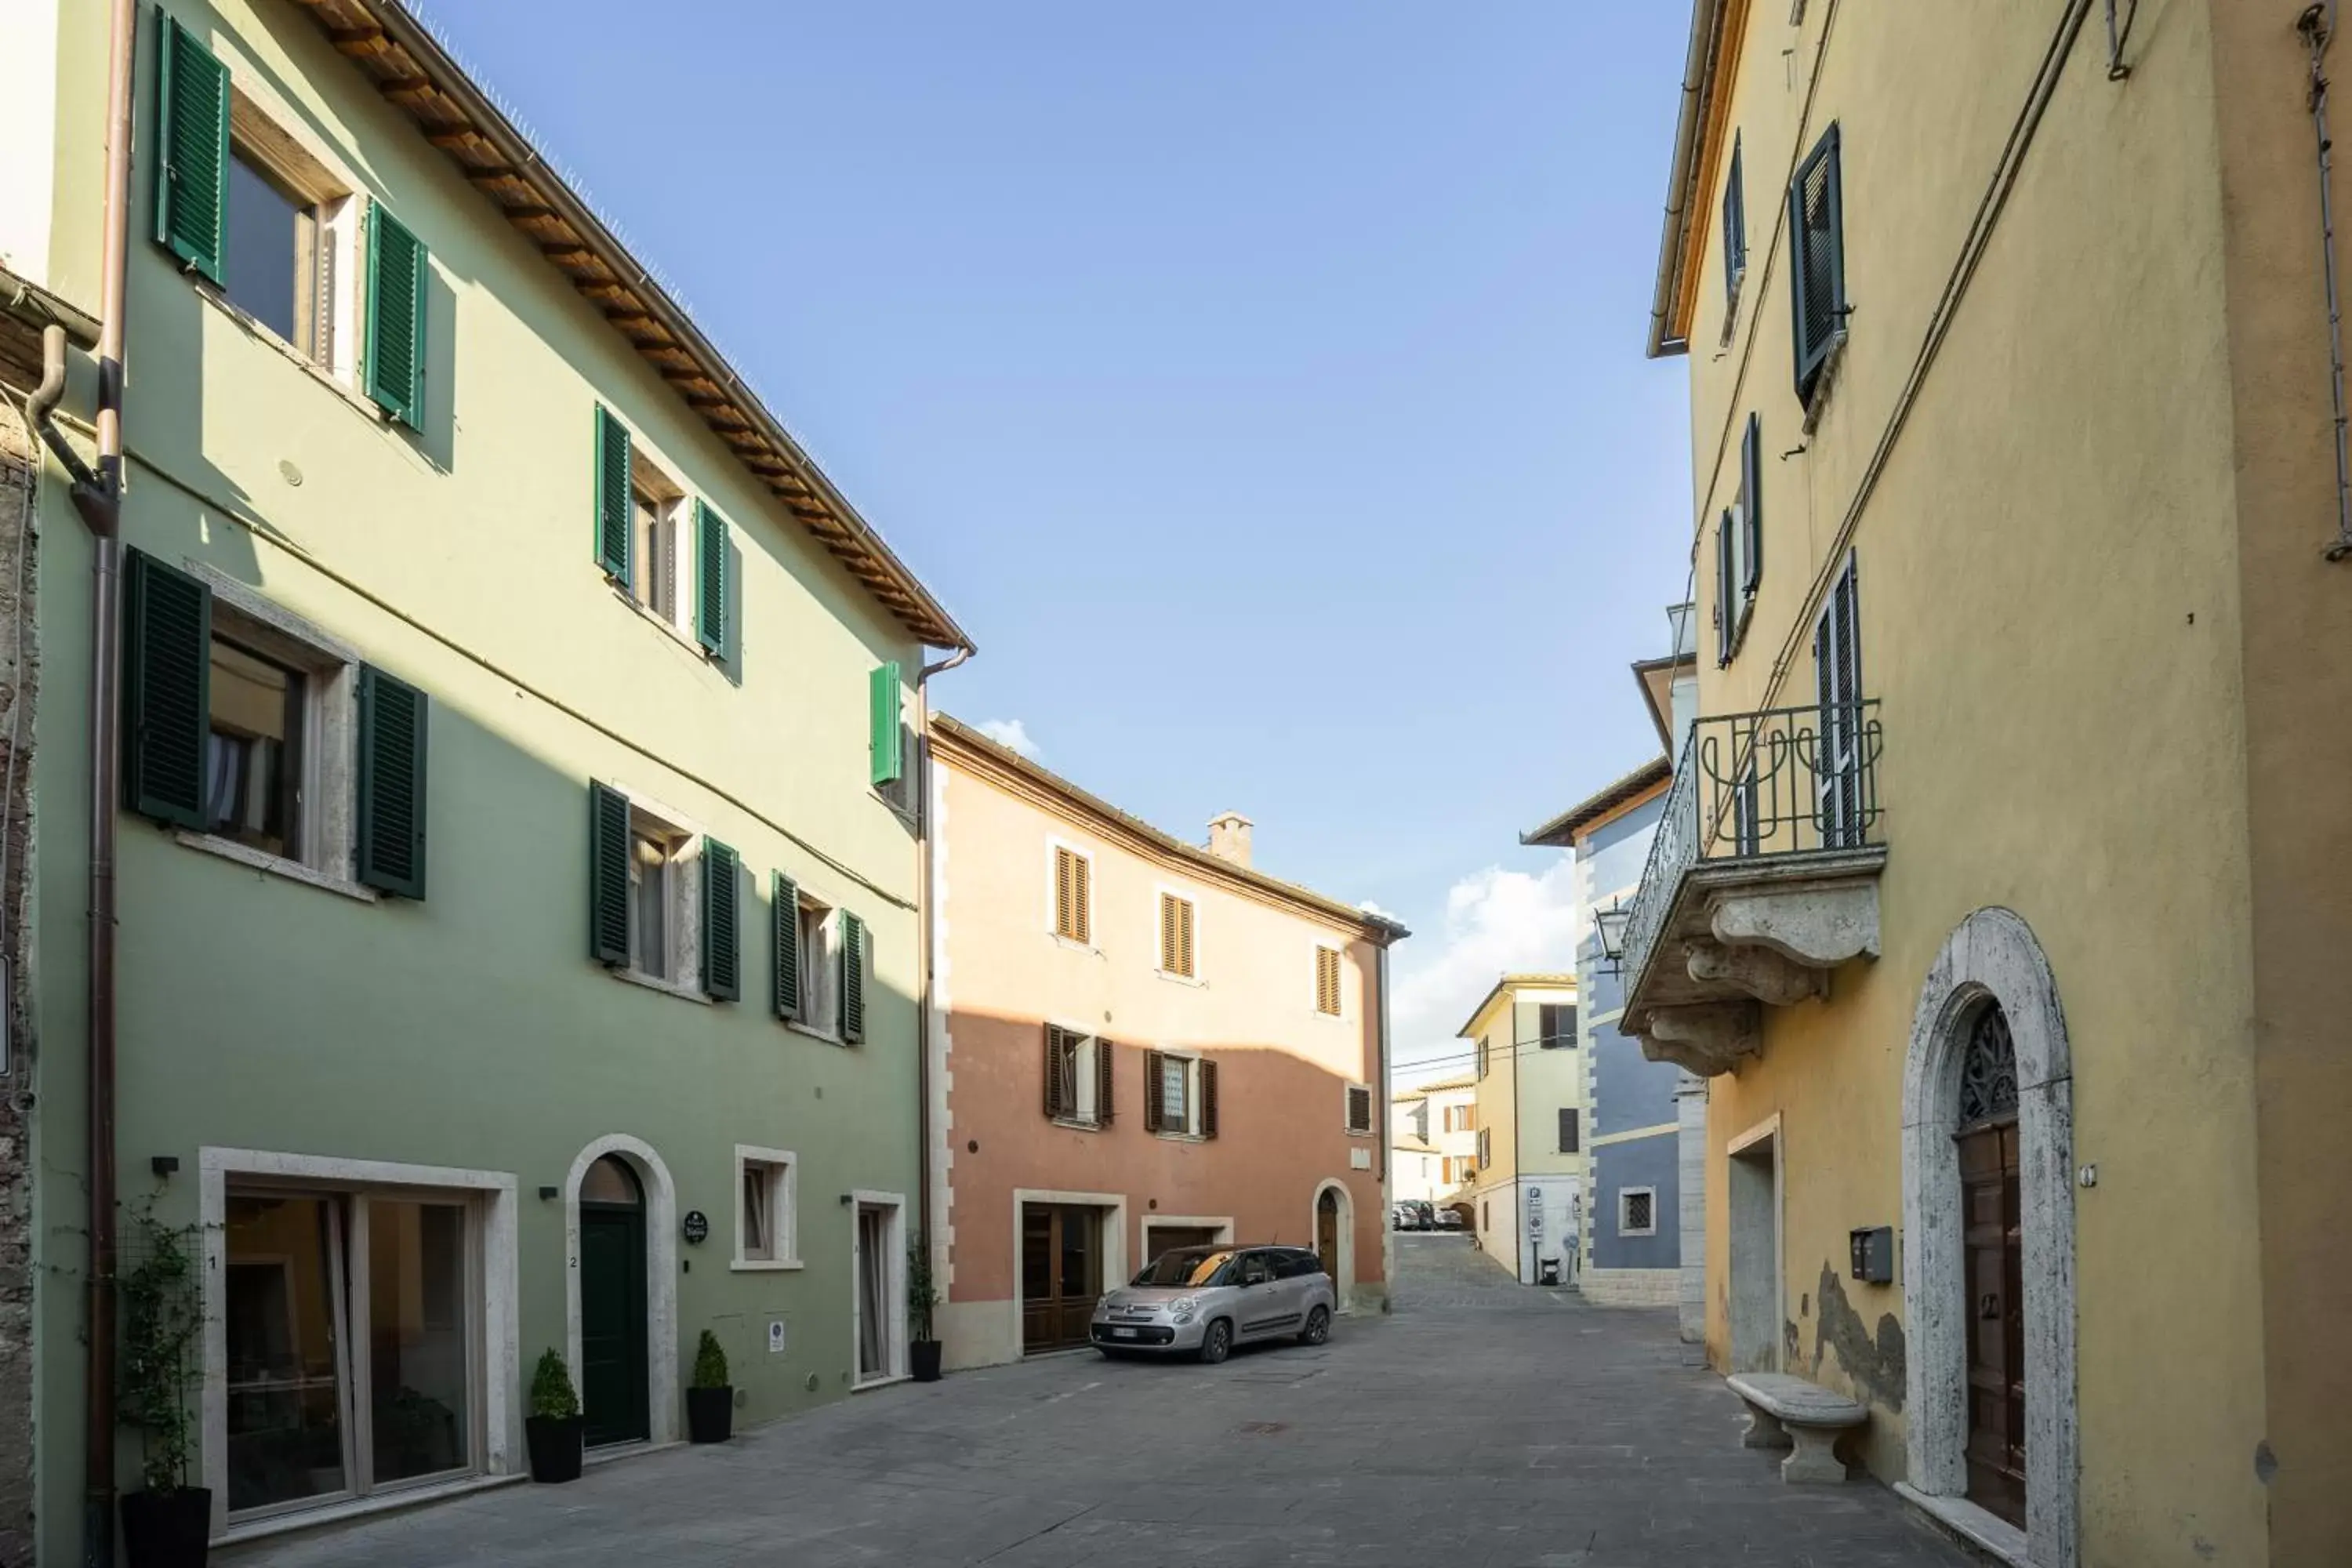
[[1091, 1245, 1334, 1364], [1392, 1200, 1435, 1231], [1436, 1207, 1466, 1231]]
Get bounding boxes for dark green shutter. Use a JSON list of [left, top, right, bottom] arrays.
[[693, 500, 727, 656], [771, 871, 800, 1019], [364, 203, 427, 429], [1740, 413, 1764, 595], [593, 407, 632, 580], [1715, 510, 1735, 666], [1788, 124, 1846, 404], [121, 549, 211, 830], [588, 781, 630, 966], [1722, 132, 1747, 303], [869, 663, 902, 787], [153, 14, 228, 283], [840, 911, 866, 1044], [701, 839, 740, 1000], [356, 666, 428, 898]]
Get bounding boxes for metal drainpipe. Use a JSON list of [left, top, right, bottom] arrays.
[[2299, 3, 2352, 561], [910, 647, 969, 1286], [78, 2, 136, 1559]]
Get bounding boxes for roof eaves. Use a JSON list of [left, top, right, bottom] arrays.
[[1520, 757, 1673, 848], [1648, 0, 1728, 360]]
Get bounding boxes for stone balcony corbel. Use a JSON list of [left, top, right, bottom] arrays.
[[1686, 938, 1827, 1007], [1636, 1001, 1762, 1077]]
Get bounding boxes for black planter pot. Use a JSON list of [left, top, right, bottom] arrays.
[[910, 1339, 943, 1383], [121, 1486, 211, 1568], [525, 1414, 584, 1483], [686, 1386, 734, 1444]]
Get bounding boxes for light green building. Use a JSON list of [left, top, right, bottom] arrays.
[[0, 0, 971, 1557]]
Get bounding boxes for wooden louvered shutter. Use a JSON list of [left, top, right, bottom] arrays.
[[122, 550, 211, 830], [1096, 1038, 1115, 1125], [355, 666, 428, 898], [1788, 124, 1847, 404], [701, 839, 741, 1000], [869, 663, 903, 787], [694, 500, 728, 656], [1144, 1049, 1165, 1133], [1559, 1109, 1579, 1154], [364, 203, 426, 428], [587, 782, 630, 966], [1716, 510, 1736, 666], [1200, 1059, 1219, 1140], [1722, 132, 1746, 299], [1347, 1086, 1372, 1135], [772, 872, 801, 1019], [153, 15, 229, 283], [593, 406, 632, 580], [1043, 1026, 1066, 1119], [840, 911, 866, 1043], [1740, 413, 1764, 595]]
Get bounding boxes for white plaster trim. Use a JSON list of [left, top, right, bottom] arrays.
[[1591, 1120, 1680, 1149], [1011, 1189, 1129, 1354], [1900, 907, 2076, 1568], [1309, 1179, 1357, 1313], [197, 1148, 520, 1541], [850, 1190, 909, 1384], [172, 830, 382, 904], [563, 1134, 679, 1446], [610, 966, 711, 1005], [731, 1144, 800, 1268]]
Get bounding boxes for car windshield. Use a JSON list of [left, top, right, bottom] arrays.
[[1132, 1248, 1233, 1288]]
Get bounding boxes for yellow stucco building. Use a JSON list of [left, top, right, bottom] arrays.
[[1625, 3, 2352, 1565]]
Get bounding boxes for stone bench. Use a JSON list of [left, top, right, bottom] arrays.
[[1726, 1372, 1867, 1484]]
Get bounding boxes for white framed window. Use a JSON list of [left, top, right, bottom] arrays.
[[1146, 1049, 1216, 1139], [1618, 1186, 1658, 1238], [1157, 890, 1198, 980], [1314, 944, 1343, 1017], [1344, 1083, 1374, 1137], [1047, 840, 1093, 947], [626, 452, 695, 641], [1044, 1025, 1106, 1128], [601, 786, 710, 1001], [733, 1146, 800, 1270], [791, 890, 844, 1038], [220, 87, 361, 380]]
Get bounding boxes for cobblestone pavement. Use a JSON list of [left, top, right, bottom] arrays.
[[229, 1235, 1970, 1566]]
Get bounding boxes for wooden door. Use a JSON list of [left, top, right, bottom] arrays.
[[1960, 1122, 2026, 1526], [579, 1204, 648, 1446], [1316, 1190, 1341, 1281], [1019, 1204, 1100, 1353]]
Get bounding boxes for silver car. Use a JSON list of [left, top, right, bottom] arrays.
[[1090, 1244, 1336, 1363]]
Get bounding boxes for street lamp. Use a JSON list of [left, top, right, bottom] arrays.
[[1593, 902, 1632, 977]]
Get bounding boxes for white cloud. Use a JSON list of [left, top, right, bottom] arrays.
[[1387, 859, 1583, 1078], [975, 718, 1041, 760]]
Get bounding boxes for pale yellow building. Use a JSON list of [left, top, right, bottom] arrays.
[[1625, 3, 2352, 1566], [1458, 976, 1581, 1285]]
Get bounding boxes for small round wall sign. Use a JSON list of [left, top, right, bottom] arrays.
[[682, 1210, 710, 1245]]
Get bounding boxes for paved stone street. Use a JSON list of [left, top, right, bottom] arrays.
[[230, 1236, 1970, 1566]]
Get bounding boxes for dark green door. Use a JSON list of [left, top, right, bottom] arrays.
[[579, 1157, 648, 1446]]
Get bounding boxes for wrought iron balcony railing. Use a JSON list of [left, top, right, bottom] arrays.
[[1621, 701, 1884, 993]]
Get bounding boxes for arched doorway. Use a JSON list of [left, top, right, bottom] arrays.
[[579, 1156, 648, 1446], [1902, 908, 2078, 1567], [564, 1135, 678, 1446], [1310, 1181, 1352, 1312]]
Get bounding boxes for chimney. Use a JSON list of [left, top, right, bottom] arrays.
[[1206, 811, 1254, 869]]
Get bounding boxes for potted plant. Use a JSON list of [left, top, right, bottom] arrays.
[[524, 1349, 583, 1483], [686, 1330, 732, 1443], [909, 1236, 944, 1383], [118, 1211, 207, 1567]]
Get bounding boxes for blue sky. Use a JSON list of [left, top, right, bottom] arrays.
[[424, 2, 1695, 1079]]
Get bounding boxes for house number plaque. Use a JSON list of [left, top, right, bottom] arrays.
[[682, 1210, 710, 1244]]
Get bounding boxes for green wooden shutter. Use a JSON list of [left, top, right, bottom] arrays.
[[1722, 132, 1747, 301], [153, 14, 229, 283], [593, 407, 633, 580], [840, 911, 866, 1044], [771, 871, 801, 1019], [356, 666, 428, 898], [587, 781, 630, 966], [121, 549, 212, 829], [869, 663, 902, 787], [364, 203, 427, 429], [1740, 413, 1765, 595], [1788, 124, 1846, 404], [1715, 510, 1736, 666], [701, 838, 741, 1000], [693, 499, 728, 656]]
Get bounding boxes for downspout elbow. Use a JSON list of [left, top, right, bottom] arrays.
[[25, 325, 111, 533]]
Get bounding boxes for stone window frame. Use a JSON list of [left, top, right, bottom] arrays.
[[1617, 1185, 1659, 1238]]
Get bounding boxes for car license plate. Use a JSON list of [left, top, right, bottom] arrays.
[[1112, 1327, 1138, 1339]]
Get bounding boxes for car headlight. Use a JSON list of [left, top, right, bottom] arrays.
[[1172, 1312, 1196, 1325], [1166, 1296, 1198, 1316]]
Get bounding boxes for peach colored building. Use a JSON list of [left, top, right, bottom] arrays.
[[925, 716, 1408, 1369]]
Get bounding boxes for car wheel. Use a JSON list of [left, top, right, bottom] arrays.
[[1298, 1306, 1331, 1346], [1197, 1319, 1232, 1365]]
